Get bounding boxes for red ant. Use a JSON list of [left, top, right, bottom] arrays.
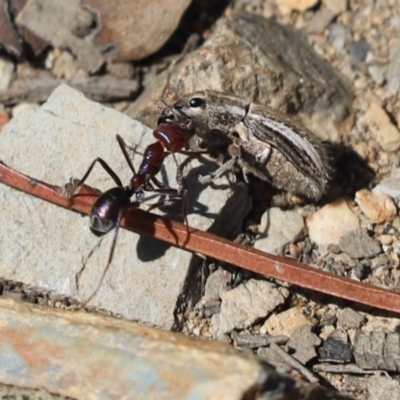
[[70, 120, 195, 304]]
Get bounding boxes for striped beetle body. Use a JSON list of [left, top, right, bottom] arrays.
[[162, 91, 330, 200]]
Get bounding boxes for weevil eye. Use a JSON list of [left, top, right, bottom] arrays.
[[189, 97, 205, 108]]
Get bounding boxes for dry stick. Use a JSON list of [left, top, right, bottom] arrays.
[[2, 161, 400, 315], [269, 343, 319, 384]]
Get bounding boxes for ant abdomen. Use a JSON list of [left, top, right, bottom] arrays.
[[90, 187, 131, 236]]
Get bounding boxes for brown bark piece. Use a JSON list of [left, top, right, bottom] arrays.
[[2, 161, 400, 317]]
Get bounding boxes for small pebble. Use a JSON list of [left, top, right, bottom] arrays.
[[350, 40, 371, 65], [377, 234, 393, 246], [362, 102, 400, 152], [339, 229, 381, 259], [262, 307, 311, 337], [355, 189, 397, 224], [306, 198, 360, 247]]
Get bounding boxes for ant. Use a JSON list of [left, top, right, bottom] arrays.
[[70, 119, 196, 305]]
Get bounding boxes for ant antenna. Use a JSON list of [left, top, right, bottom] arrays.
[[81, 206, 130, 307]]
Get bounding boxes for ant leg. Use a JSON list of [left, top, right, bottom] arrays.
[[179, 149, 209, 157], [65, 158, 124, 206], [115, 134, 137, 176], [180, 187, 190, 243], [81, 201, 139, 307], [198, 157, 239, 184], [76, 158, 123, 188], [173, 160, 190, 241]]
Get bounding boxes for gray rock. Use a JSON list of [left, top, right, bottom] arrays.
[[323, 0, 348, 15], [368, 376, 400, 400], [350, 40, 371, 65], [129, 12, 353, 144], [203, 268, 231, 305], [337, 308, 365, 329], [210, 279, 289, 337], [306, 9, 335, 34], [16, 0, 104, 73], [0, 297, 354, 400], [80, 0, 192, 61], [387, 39, 400, 96], [374, 168, 400, 199], [368, 65, 385, 85], [0, 297, 267, 400], [0, 84, 251, 329], [287, 324, 321, 364], [338, 229, 381, 259], [254, 207, 304, 255], [329, 23, 347, 51]]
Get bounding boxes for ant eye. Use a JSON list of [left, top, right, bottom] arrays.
[[189, 97, 204, 108]]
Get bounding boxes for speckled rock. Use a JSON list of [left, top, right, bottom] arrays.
[[355, 189, 397, 224], [306, 198, 360, 247]]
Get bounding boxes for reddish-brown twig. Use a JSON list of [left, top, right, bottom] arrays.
[[1, 161, 400, 315]]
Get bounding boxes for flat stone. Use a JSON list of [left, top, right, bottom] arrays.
[[306, 9, 336, 34], [363, 102, 400, 152], [387, 39, 400, 96], [0, 298, 267, 399], [338, 229, 381, 259], [306, 197, 360, 247], [0, 84, 251, 329], [368, 376, 400, 400], [254, 207, 304, 255], [363, 315, 400, 332], [369, 64, 385, 85], [262, 307, 312, 338], [355, 189, 397, 224], [16, 0, 103, 73], [374, 168, 400, 199], [210, 279, 289, 337], [287, 324, 321, 364], [337, 308, 365, 329], [82, 0, 191, 61], [323, 0, 348, 15]]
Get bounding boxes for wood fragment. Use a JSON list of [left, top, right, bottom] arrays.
[[2, 162, 400, 316], [231, 332, 289, 348], [269, 342, 319, 384], [313, 363, 374, 374], [0, 76, 139, 105]]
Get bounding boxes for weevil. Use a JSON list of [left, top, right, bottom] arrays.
[[161, 91, 331, 200]]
